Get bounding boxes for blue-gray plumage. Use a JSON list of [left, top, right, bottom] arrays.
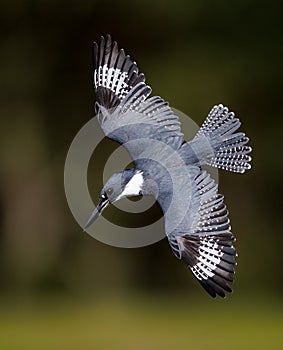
[[85, 35, 252, 298]]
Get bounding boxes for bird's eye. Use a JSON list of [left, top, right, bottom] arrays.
[[106, 188, 113, 196]]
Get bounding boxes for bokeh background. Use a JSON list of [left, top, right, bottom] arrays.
[[1, 0, 282, 349]]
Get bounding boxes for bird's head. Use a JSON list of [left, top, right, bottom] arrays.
[[84, 169, 144, 230]]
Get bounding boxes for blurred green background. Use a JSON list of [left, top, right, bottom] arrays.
[[1, 0, 283, 349]]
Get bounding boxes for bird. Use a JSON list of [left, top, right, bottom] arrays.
[[84, 34, 252, 298]]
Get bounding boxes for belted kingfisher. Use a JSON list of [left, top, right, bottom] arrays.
[[84, 35, 252, 298]]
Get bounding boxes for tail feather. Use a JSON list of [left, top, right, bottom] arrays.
[[189, 104, 252, 173]]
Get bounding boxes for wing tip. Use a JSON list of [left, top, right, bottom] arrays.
[[199, 275, 234, 299], [93, 34, 146, 110], [181, 233, 236, 298]]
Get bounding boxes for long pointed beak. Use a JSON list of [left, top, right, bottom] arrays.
[[83, 198, 110, 231]]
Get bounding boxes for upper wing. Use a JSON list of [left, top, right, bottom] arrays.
[[93, 35, 184, 159], [167, 168, 237, 298]]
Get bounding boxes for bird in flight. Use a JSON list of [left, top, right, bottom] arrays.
[[85, 35, 252, 298]]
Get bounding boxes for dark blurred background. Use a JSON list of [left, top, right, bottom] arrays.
[[0, 0, 282, 349]]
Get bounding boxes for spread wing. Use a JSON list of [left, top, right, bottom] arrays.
[[167, 168, 237, 298], [93, 35, 184, 160]]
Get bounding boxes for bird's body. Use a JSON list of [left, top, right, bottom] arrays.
[[85, 35, 252, 298]]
